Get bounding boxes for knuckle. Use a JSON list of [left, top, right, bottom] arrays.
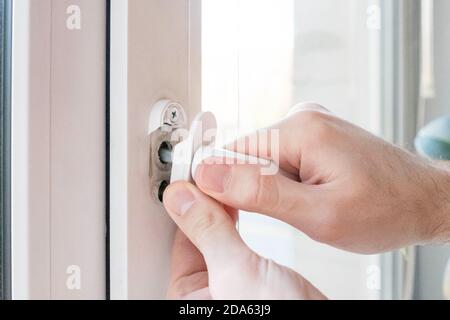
[[311, 118, 333, 141], [295, 111, 335, 141], [294, 109, 325, 122], [291, 102, 328, 114], [301, 102, 327, 111]]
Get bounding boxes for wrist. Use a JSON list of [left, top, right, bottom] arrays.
[[427, 163, 450, 244]]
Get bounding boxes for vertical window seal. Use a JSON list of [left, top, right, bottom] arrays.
[[0, 0, 12, 301], [105, 0, 111, 301]]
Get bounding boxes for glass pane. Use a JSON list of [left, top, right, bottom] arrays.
[[202, 0, 382, 299]]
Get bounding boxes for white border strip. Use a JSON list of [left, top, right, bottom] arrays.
[[110, 0, 129, 300]]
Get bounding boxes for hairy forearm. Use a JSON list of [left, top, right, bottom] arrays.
[[430, 161, 450, 244]]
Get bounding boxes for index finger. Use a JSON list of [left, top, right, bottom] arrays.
[[167, 230, 208, 299], [226, 102, 330, 176]]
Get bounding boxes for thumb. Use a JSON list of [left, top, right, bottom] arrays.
[[194, 163, 318, 231], [163, 182, 252, 272], [163, 181, 326, 300]]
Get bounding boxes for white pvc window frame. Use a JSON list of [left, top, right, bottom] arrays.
[[109, 0, 201, 299]]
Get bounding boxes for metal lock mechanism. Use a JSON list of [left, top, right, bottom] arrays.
[[148, 100, 271, 204], [148, 100, 187, 202]]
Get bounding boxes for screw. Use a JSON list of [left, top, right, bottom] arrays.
[[168, 105, 179, 124]]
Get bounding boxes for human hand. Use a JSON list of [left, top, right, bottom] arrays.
[[163, 182, 326, 300], [193, 103, 450, 254]]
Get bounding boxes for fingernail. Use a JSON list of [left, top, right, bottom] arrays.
[[165, 185, 196, 216], [196, 164, 231, 193]]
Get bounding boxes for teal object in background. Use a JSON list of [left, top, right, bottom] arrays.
[[415, 116, 450, 161]]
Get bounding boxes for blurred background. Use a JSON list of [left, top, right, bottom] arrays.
[[202, 0, 449, 299]]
